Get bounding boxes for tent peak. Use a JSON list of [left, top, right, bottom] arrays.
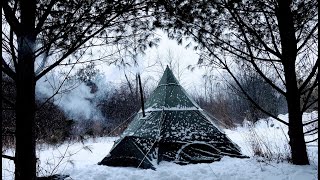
[[158, 66, 179, 86]]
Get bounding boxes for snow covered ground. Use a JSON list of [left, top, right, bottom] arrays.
[[2, 112, 318, 180]]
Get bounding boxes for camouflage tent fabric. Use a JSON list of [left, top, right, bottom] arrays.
[[99, 66, 246, 169]]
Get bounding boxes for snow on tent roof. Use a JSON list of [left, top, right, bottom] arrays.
[[145, 66, 198, 109], [98, 66, 247, 169]]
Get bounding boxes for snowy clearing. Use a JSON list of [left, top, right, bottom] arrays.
[[2, 112, 318, 180]]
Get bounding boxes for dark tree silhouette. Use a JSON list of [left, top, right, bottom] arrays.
[[2, 0, 156, 179]]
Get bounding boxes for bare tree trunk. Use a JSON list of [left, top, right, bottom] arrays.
[[286, 90, 309, 164], [277, 0, 309, 165], [0, 47, 2, 180], [15, 0, 37, 179]]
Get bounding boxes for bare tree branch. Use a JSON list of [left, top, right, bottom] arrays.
[[2, 154, 15, 161], [228, 6, 281, 58], [303, 118, 318, 126], [297, 23, 318, 53], [36, 53, 82, 111], [192, 31, 289, 125], [301, 80, 318, 112], [305, 138, 318, 144], [2, 57, 16, 80], [304, 127, 318, 135], [299, 58, 318, 92], [228, 8, 286, 96], [2, 1, 21, 36], [10, 25, 18, 69], [35, 0, 58, 34], [261, 9, 281, 55], [35, 6, 131, 81], [224, 64, 289, 125]]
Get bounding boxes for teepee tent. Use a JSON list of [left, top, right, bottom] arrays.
[[99, 66, 245, 169]]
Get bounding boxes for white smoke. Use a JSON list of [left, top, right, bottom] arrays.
[[36, 69, 107, 121], [55, 84, 98, 120]]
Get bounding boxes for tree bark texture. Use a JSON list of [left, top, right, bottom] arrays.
[[276, 0, 309, 165]]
